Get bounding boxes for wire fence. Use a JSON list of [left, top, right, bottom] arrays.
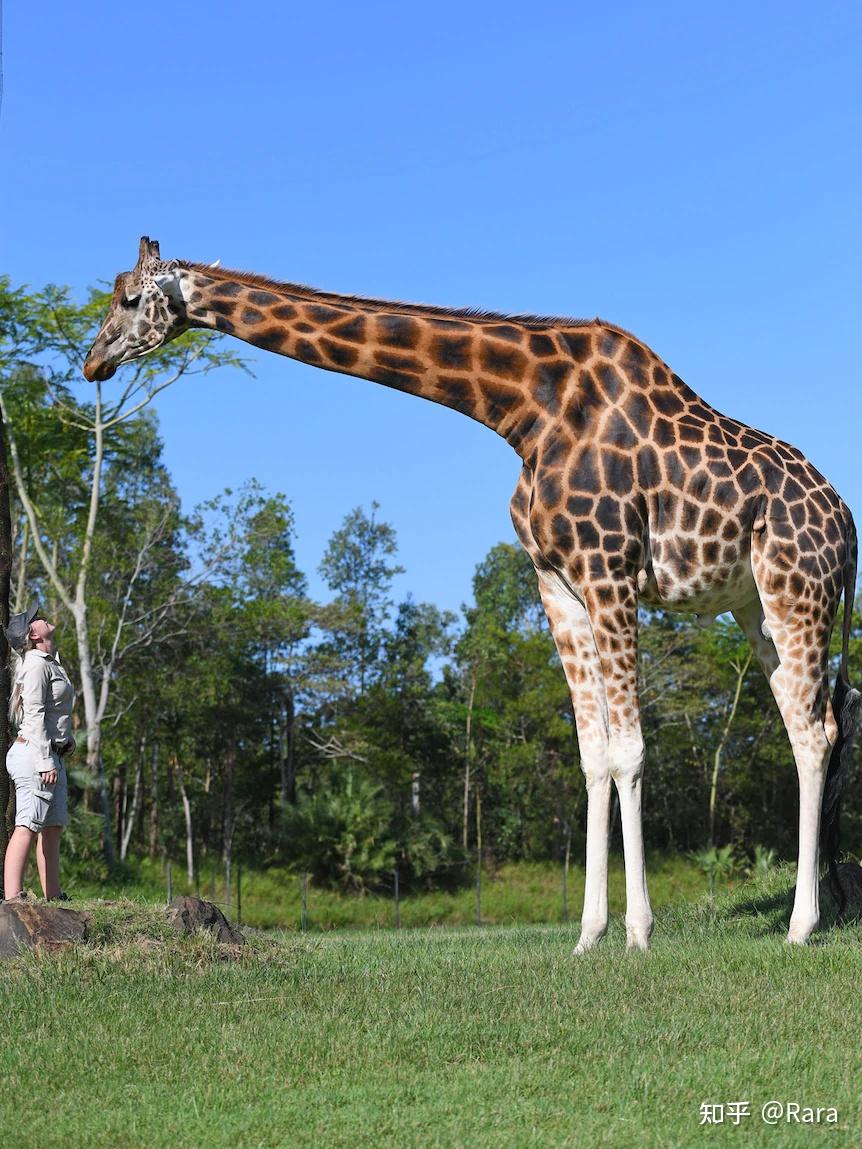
[[162, 853, 579, 932]]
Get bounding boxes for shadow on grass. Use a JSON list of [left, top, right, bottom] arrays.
[[712, 863, 862, 941], [727, 887, 793, 933]]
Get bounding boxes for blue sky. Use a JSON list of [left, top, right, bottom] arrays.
[[1, 2, 859, 616]]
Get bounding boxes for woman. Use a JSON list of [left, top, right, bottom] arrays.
[[3, 606, 76, 901]]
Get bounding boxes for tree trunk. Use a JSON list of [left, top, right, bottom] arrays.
[[175, 759, 194, 884], [462, 672, 476, 851], [279, 686, 297, 805], [562, 819, 572, 922], [708, 653, 752, 846], [0, 408, 12, 887], [120, 737, 145, 862], [148, 740, 160, 858], [76, 609, 116, 869], [12, 515, 28, 613], [222, 743, 236, 878], [114, 762, 126, 855]]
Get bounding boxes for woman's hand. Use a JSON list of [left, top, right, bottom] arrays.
[[39, 768, 58, 786]]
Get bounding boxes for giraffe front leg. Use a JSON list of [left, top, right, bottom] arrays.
[[583, 579, 654, 952], [536, 571, 611, 955]]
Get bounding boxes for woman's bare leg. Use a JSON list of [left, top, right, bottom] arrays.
[[36, 827, 62, 900], [3, 826, 36, 898]]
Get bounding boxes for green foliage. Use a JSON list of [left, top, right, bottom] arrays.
[[317, 501, 405, 695], [394, 810, 461, 887], [748, 844, 778, 879], [690, 843, 738, 901], [62, 771, 112, 882], [280, 772, 397, 890]]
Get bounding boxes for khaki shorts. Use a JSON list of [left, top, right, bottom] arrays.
[[6, 741, 68, 832]]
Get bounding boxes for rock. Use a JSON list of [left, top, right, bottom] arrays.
[[0, 902, 91, 958], [167, 895, 246, 945]]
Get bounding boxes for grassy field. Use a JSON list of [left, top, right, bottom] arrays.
[[1, 867, 860, 1148]]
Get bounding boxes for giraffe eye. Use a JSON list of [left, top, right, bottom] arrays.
[[121, 293, 140, 310]]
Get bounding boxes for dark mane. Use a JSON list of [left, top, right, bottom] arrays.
[[183, 261, 641, 339]]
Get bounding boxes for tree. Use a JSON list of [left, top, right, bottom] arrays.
[[452, 543, 574, 863], [317, 502, 405, 697], [160, 484, 314, 876], [236, 493, 314, 806]]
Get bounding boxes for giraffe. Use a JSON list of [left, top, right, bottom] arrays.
[[84, 237, 859, 951]]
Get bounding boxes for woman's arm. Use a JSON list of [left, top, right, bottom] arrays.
[[20, 656, 53, 765]]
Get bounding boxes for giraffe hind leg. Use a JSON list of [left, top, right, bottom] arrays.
[[736, 578, 838, 944]]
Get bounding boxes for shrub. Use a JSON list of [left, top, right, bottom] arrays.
[[280, 772, 396, 891]]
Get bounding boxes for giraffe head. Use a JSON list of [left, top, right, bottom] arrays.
[[83, 237, 188, 380]]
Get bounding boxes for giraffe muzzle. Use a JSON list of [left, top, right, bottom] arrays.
[[82, 350, 118, 382]]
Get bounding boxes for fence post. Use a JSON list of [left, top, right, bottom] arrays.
[[475, 786, 482, 927], [236, 863, 242, 926], [166, 860, 172, 905], [561, 821, 571, 924], [393, 868, 400, 929], [300, 872, 308, 933], [225, 858, 231, 912]]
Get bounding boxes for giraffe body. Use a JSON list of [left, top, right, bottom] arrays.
[[84, 239, 859, 950]]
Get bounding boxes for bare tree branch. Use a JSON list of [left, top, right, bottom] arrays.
[[101, 350, 202, 429], [305, 731, 369, 764]]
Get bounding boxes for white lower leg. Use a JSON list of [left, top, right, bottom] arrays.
[[534, 576, 614, 956], [788, 735, 829, 945], [576, 762, 611, 951], [610, 733, 653, 951]]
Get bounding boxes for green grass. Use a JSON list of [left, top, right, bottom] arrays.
[[58, 854, 718, 930], [1, 867, 860, 1148]]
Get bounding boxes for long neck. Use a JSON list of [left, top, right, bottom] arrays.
[[179, 267, 576, 458]]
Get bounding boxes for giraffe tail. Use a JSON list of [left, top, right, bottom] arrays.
[[821, 519, 860, 920]]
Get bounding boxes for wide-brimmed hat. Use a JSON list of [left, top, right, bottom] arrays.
[[4, 604, 39, 653]]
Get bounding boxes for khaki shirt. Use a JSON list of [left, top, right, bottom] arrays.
[[16, 649, 75, 762]]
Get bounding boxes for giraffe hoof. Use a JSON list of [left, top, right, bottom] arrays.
[[786, 912, 818, 944], [786, 924, 815, 946], [573, 928, 606, 956], [625, 931, 652, 952], [625, 918, 654, 952]]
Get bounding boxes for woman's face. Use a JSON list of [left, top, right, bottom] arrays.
[[29, 619, 56, 654]]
